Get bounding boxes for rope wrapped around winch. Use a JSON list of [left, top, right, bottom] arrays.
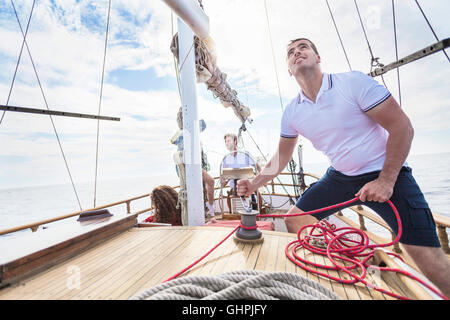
[[130, 270, 340, 300]]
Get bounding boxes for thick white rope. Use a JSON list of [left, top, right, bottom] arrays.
[[130, 270, 340, 300]]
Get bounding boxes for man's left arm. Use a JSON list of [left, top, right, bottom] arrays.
[[356, 96, 414, 202]]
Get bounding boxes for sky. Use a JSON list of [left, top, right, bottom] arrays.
[[0, 0, 449, 199]]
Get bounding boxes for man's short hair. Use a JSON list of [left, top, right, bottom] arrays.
[[287, 38, 319, 55], [224, 133, 238, 143]]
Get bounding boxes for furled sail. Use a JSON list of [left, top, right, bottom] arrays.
[[171, 34, 251, 123]]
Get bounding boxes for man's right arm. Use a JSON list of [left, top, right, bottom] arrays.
[[237, 136, 298, 196]]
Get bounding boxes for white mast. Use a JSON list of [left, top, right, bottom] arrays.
[[162, 0, 210, 226]]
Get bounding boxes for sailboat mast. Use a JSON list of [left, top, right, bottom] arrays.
[[163, 0, 210, 225], [177, 19, 204, 226]]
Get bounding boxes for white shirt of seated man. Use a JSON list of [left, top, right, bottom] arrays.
[[221, 134, 259, 188]]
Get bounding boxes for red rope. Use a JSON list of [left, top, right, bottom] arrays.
[[239, 224, 258, 230], [163, 196, 448, 300], [163, 225, 239, 283]]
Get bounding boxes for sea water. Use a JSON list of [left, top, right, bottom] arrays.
[[0, 152, 449, 240]]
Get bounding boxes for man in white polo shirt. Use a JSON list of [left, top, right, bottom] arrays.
[[236, 38, 449, 297]]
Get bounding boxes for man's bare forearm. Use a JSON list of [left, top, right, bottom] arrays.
[[250, 149, 292, 191], [251, 158, 281, 189], [378, 122, 414, 185], [242, 137, 297, 194]]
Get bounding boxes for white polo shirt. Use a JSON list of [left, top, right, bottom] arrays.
[[281, 71, 396, 176], [222, 151, 256, 187]]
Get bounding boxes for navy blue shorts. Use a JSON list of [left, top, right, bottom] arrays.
[[295, 166, 440, 247]]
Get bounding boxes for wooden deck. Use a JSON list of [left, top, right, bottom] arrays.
[[0, 226, 409, 300]]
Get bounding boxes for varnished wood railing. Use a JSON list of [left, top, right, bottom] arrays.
[[430, 214, 450, 253], [0, 193, 154, 236]]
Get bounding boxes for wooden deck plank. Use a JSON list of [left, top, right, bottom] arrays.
[[0, 227, 414, 300], [253, 234, 273, 271], [113, 234, 196, 299], [103, 229, 209, 300], [188, 228, 238, 277], [99, 229, 197, 300], [174, 227, 218, 277], [0, 229, 142, 300], [27, 228, 163, 300], [166, 229, 253, 280], [125, 228, 222, 298], [342, 258, 368, 300], [264, 235, 280, 273], [219, 240, 247, 274], [186, 229, 236, 276], [39, 229, 160, 300], [206, 230, 241, 277], [0, 214, 137, 287], [75, 229, 186, 300], [244, 240, 263, 271], [32, 230, 144, 296], [113, 229, 198, 300], [368, 265, 409, 300], [50, 229, 159, 300], [237, 242, 256, 271], [338, 260, 363, 300], [284, 239, 299, 276], [314, 248, 351, 300], [305, 242, 342, 299], [364, 266, 389, 300], [275, 236, 288, 272], [320, 244, 363, 301], [302, 250, 324, 286]]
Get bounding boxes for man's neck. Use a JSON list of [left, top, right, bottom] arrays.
[[228, 148, 237, 156], [295, 69, 323, 103]]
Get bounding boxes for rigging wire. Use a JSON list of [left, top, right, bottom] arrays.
[[263, 0, 284, 112], [93, 0, 112, 207], [325, 0, 352, 71], [171, 12, 183, 104], [178, 41, 196, 73], [245, 128, 295, 205], [197, 0, 204, 11], [0, 0, 36, 127], [391, 0, 402, 107], [262, 0, 304, 203], [414, 0, 449, 63], [353, 0, 388, 88], [9, 0, 82, 210]]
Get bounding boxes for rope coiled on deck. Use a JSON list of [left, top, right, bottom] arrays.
[[130, 270, 340, 300]]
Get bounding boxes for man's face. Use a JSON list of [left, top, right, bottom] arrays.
[[286, 40, 320, 76], [225, 137, 236, 151]]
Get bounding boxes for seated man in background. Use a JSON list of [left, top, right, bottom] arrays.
[[221, 133, 261, 210]]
